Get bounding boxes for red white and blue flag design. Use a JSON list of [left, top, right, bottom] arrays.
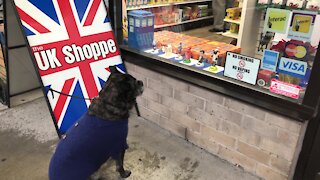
[[14, 0, 125, 134]]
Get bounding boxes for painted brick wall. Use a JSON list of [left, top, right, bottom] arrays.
[[125, 62, 306, 180]]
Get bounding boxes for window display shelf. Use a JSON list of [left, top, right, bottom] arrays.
[[127, 0, 211, 11], [223, 18, 241, 24], [222, 31, 239, 39], [155, 15, 213, 29]]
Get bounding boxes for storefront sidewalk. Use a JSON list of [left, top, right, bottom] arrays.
[[0, 98, 260, 180]]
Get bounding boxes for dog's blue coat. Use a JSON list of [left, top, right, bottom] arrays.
[[49, 113, 128, 180]]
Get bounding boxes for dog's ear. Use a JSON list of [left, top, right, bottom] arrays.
[[109, 66, 121, 74]]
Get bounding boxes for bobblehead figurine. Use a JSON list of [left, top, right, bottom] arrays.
[[211, 49, 219, 66], [196, 50, 207, 67], [175, 42, 183, 60], [151, 40, 159, 54], [183, 47, 192, 64]]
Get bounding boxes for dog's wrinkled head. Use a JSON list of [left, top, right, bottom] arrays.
[[102, 72, 144, 103], [88, 67, 144, 120]]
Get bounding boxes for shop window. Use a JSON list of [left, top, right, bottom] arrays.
[[121, 0, 320, 104]]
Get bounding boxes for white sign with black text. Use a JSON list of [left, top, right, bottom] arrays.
[[224, 52, 261, 85]]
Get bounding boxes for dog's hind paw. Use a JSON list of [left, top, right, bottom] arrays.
[[118, 170, 131, 178]]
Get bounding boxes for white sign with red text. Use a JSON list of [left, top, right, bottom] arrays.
[[224, 52, 260, 85], [269, 79, 301, 99]]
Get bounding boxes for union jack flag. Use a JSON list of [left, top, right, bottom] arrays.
[[14, 0, 125, 134]]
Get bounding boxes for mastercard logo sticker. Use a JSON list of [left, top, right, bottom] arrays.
[[285, 44, 307, 59]]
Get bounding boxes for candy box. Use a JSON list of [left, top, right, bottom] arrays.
[[198, 5, 208, 17], [257, 69, 275, 87], [230, 23, 239, 33], [182, 6, 192, 20], [226, 7, 241, 20]]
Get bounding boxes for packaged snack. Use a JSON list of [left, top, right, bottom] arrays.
[[230, 23, 239, 33], [182, 6, 192, 21], [226, 7, 241, 20], [257, 69, 275, 87], [191, 5, 200, 19], [132, 0, 137, 7], [198, 5, 208, 17]]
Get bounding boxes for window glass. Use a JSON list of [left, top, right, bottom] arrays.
[[122, 0, 320, 103]]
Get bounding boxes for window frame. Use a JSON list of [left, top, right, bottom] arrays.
[[110, 0, 320, 122]]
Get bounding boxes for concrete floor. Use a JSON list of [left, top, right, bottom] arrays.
[[0, 98, 260, 180]]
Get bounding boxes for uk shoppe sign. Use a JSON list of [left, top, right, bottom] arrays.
[[13, 0, 125, 134]]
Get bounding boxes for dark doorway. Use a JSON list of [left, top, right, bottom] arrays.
[[294, 99, 320, 180], [302, 122, 320, 180]]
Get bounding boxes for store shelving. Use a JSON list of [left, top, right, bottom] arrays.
[[219, 0, 261, 57], [155, 16, 213, 29], [127, 0, 211, 11], [223, 18, 241, 24], [222, 31, 239, 39]]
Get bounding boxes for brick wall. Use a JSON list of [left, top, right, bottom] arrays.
[[126, 62, 306, 180]]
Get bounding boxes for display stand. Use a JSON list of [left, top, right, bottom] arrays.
[[2, 0, 140, 137]]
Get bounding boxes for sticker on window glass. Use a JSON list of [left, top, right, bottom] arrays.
[[287, 11, 317, 42], [224, 52, 261, 85], [135, 19, 141, 27], [277, 57, 307, 78], [270, 79, 301, 99], [264, 8, 291, 34], [284, 41, 309, 61], [261, 50, 279, 72]]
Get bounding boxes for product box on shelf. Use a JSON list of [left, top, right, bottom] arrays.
[[257, 69, 275, 87], [182, 6, 192, 20], [191, 42, 241, 66], [178, 9, 183, 22], [226, 7, 241, 20], [152, 31, 242, 67], [132, 0, 137, 7], [198, 5, 208, 17], [191, 5, 200, 19], [191, 5, 209, 18], [128, 10, 155, 50], [230, 23, 239, 33]]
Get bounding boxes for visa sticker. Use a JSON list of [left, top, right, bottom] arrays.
[[277, 57, 307, 78]]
